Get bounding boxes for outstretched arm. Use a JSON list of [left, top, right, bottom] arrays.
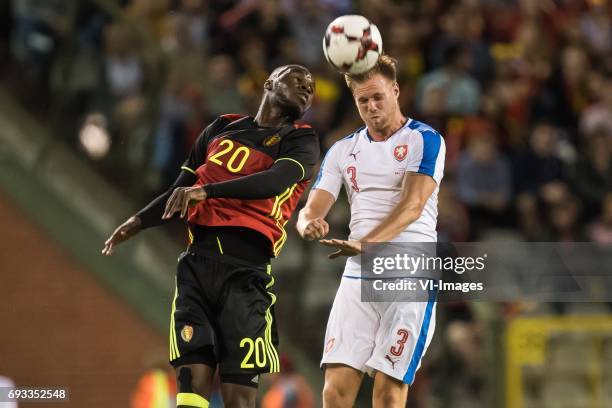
[[320, 172, 437, 258], [102, 169, 197, 255], [103, 117, 224, 255], [163, 127, 320, 219], [104, 156, 306, 254], [296, 188, 335, 241], [161, 159, 306, 219], [362, 172, 436, 242]]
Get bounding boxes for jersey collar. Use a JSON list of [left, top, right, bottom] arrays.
[[364, 118, 411, 143]]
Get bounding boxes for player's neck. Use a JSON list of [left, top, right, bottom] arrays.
[[368, 113, 407, 141], [254, 100, 295, 128]]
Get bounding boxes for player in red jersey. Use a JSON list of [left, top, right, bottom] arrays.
[[102, 65, 318, 408]]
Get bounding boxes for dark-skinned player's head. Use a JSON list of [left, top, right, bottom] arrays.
[[263, 65, 315, 120]]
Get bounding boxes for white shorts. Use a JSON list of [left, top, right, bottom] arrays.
[[321, 274, 437, 385]]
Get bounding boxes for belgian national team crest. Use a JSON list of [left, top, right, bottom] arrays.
[[393, 145, 408, 161], [181, 325, 193, 343], [263, 134, 281, 147]]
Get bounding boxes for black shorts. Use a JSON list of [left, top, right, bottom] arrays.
[[168, 245, 280, 378]]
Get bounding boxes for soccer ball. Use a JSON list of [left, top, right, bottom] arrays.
[[322, 15, 383, 75]]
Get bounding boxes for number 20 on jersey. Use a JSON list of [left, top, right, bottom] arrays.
[[209, 139, 251, 173]]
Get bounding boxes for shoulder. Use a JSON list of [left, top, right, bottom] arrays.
[[279, 124, 320, 162], [407, 119, 442, 137], [203, 114, 246, 134], [220, 113, 247, 122], [201, 114, 249, 141], [407, 119, 444, 146], [406, 120, 445, 164], [214, 113, 249, 131], [282, 123, 319, 146], [285, 122, 317, 138]]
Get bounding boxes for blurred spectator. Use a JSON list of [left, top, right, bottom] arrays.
[[176, 0, 209, 52], [588, 192, 612, 244], [548, 193, 585, 241], [205, 54, 246, 116], [130, 366, 176, 408], [124, 0, 171, 38], [10, 0, 72, 102], [531, 45, 591, 134], [261, 354, 314, 408], [150, 68, 202, 189], [237, 37, 270, 111], [438, 183, 470, 242], [516, 192, 546, 241], [428, 2, 492, 83], [303, 72, 341, 134], [415, 41, 481, 115], [579, 71, 612, 142], [433, 306, 484, 408], [515, 122, 566, 200], [572, 128, 612, 218], [254, 0, 293, 67], [103, 23, 145, 101], [129, 350, 229, 408], [282, 0, 335, 66], [456, 121, 512, 236], [386, 18, 426, 111], [510, 18, 554, 80], [579, 1, 611, 59]]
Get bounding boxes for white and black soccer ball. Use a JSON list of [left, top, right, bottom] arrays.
[[323, 15, 383, 75]]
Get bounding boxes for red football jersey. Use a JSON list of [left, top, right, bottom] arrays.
[[181, 114, 319, 257]]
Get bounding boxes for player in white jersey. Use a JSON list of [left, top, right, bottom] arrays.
[[297, 56, 445, 407]]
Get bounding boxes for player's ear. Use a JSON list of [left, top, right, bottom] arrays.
[[393, 82, 400, 98], [264, 79, 273, 91]]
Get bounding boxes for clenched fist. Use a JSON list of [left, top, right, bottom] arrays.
[[299, 217, 329, 241]]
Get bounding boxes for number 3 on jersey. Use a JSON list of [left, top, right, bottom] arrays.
[[209, 139, 251, 173], [390, 329, 410, 356], [347, 166, 360, 192]]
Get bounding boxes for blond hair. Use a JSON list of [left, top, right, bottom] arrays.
[[344, 55, 398, 90]]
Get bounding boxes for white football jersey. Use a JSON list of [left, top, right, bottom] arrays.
[[313, 119, 445, 244]]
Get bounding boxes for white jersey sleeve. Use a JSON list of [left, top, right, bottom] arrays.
[[312, 142, 344, 200], [405, 127, 445, 185]]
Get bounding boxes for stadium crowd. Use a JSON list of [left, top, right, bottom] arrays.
[[2, 0, 610, 244], [1, 0, 611, 406]]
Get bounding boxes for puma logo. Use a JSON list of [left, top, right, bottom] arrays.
[[349, 151, 360, 160], [385, 354, 399, 369]]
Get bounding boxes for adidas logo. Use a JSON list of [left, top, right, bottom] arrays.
[[251, 375, 259, 384]]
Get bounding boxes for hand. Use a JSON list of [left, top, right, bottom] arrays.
[[162, 186, 207, 220], [300, 217, 329, 241], [102, 216, 142, 256], [319, 239, 362, 259]]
